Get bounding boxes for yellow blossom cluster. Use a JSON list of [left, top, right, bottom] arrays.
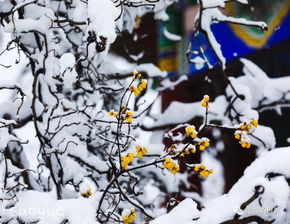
[[130, 80, 147, 96], [130, 72, 147, 96], [135, 145, 148, 158], [169, 144, 177, 154], [179, 145, 197, 157], [108, 109, 134, 123], [197, 138, 210, 151], [237, 119, 258, 134], [234, 119, 259, 148], [81, 188, 93, 198], [194, 164, 213, 178], [163, 157, 180, 175], [121, 153, 135, 170], [185, 125, 197, 138], [133, 71, 142, 80], [108, 110, 118, 117], [201, 95, 210, 108], [121, 145, 148, 169], [124, 111, 133, 123], [123, 209, 136, 224], [130, 86, 140, 96]]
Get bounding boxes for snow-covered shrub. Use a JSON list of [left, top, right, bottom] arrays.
[[0, 0, 289, 224]]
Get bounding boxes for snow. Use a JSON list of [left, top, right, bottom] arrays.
[[197, 176, 288, 223], [100, 54, 167, 78], [159, 75, 188, 91], [59, 53, 77, 88], [0, 118, 19, 151], [201, 0, 248, 9], [195, 147, 290, 223], [201, 0, 225, 8], [8, 190, 100, 224], [163, 28, 181, 41], [190, 56, 206, 70], [60, 53, 76, 74], [251, 125, 276, 150], [201, 151, 224, 201], [150, 198, 199, 224], [200, 9, 227, 69], [87, 0, 118, 50], [240, 58, 290, 111]]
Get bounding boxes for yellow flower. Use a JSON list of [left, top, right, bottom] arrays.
[[190, 148, 196, 153], [234, 120, 258, 148], [127, 153, 134, 159], [201, 95, 210, 108], [126, 111, 133, 116], [130, 86, 141, 96], [239, 120, 256, 133], [199, 145, 205, 151], [203, 140, 209, 147], [194, 164, 213, 178], [163, 158, 179, 175], [194, 166, 199, 172], [135, 145, 141, 152], [81, 188, 93, 198], [121, 153, 135, 170], [169, 144, 176, 154], [165, 158, 171, 163], [185, 126, 194, 136], [239, 141, 251, 148], [108, 111, 114, 116], [185, 126, 197, 138], [121, 162, 129, 170], [108, 110, 118, 117], [126, 116, 133, 123], [199, 170, 209, 178], [171, 165, 180, 175], [133, 71, 142, 79], [203, 95, 210, 102], [234, 134, 241, 139], [198, 139, 210, 151], [123, 111, 133, 123], [123, 209, 136, 224], [137, 80, 147, 91], [252, 119, 258, 128], [135, 145, 148, 158]]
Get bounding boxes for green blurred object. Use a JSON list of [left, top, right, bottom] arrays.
[[159, 5, 183, 50]]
